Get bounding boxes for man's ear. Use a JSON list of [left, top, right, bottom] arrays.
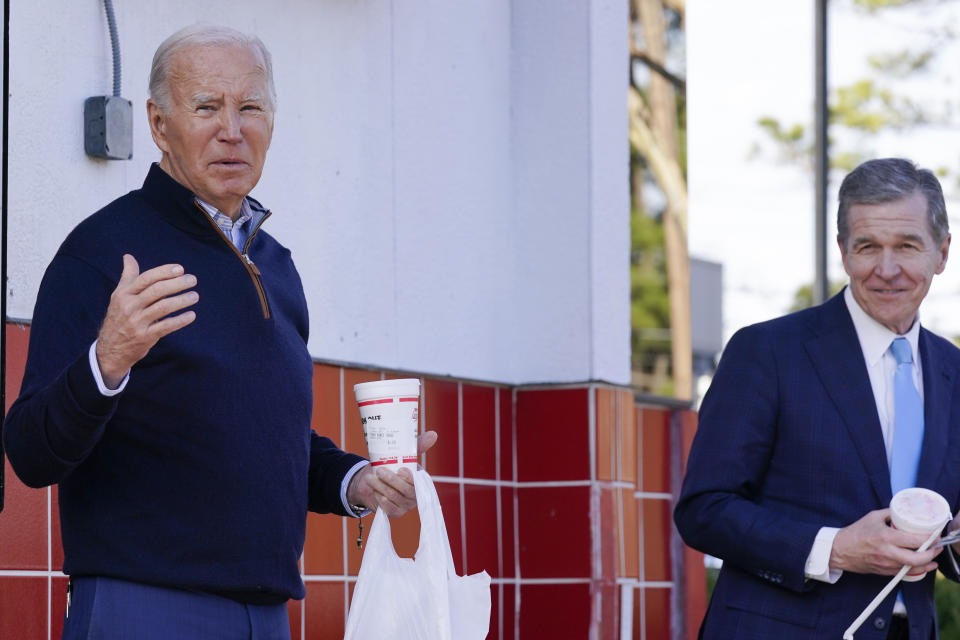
[[837, 235, 853, 276], [936, 233, 951, 274], [146, 99, 170, 153]]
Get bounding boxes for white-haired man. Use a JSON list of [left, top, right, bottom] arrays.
[[3, 24, 433, 639]]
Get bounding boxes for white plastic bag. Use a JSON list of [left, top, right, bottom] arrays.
[[343, 469, 492, 640]]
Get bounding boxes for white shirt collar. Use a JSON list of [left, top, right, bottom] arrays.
[[195, 197, 252, 227], [843, 286, 920, 367]]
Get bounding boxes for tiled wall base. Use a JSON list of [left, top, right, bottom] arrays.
[[0, 323, 704, 638]]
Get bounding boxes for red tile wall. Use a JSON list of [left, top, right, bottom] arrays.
[[0, 321, 703, 639], [0, 326, 50, 640], [463, 385, 497, 480], [515, 388, 590, 482], [424, 379, 460, 478], [519, 583, 592, 638], [0, 577, 47, 640], [517, 485, 591, 579]]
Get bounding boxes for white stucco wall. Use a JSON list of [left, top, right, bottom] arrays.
[[5, 0, 628, 385]]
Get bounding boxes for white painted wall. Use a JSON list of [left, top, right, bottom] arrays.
[[5, 0, 628, 385]]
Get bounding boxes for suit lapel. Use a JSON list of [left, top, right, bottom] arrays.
[[804, 294, 892, 505], [916, 329, 954, 489]]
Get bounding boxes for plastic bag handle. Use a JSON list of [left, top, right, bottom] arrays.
[[361, 470, 457, 573], [413, 469, 459, 575]]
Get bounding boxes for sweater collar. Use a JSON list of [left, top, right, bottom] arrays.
[[138, 163, 269, 238]]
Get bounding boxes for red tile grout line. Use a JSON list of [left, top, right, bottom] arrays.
[[637, 408, 646, 640], [634, 491, 672, 499], [493, 578, 593, 585], [612, 389, 622, 636], [303, 575, 359, 583], [47, 484, 52, 640], [610, 389, 617, 484], [300, 575, 620, 586], [593, 385, 613, 636], [299, 556, 305, 640], [615, 579, 673, 588], [300, 575, 632, 587], [620, 582, 633, 639], [338, 366, 348, 640], [511, 386, 520, 640], [589, 385, 598, 484], [417, 374, 425, 457], [458, 383, 467, 575], [429, 477, 598, 487], [2, 571, 637, 587], [617, 396, 627, 579], [494, 388, 503, 640], [589, 386, 600, 635]]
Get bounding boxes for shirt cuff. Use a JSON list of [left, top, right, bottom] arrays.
[[89, 341, 129, 396], [805, 526, 843, 583], [341, 459, 371, 517]]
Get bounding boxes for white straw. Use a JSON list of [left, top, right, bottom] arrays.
[[842, 527, 943, 639]]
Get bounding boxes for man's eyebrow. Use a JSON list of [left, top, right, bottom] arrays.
[[898, 233, 927, 245], [189, 93, 221, 105], [851, 233, 927, 246]]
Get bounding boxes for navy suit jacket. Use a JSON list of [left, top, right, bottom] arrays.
[[675, 291, 960, 640]]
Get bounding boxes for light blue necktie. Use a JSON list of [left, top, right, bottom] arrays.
[[890, 337, 924, 494]]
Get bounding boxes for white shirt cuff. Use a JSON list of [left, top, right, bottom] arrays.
[[89, 341, 129, 396], [340, 459, 371, 516], [805, 526, 843, 583]]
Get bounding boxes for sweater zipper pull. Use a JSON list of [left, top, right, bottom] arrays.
[[243, 254, 261, 275]]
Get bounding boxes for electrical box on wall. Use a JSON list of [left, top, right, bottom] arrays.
[[84, 96, 133, 160]]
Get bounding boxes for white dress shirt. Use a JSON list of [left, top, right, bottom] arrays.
[[804, 287, 922, 586]]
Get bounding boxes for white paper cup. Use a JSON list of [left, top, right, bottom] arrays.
[[354, 378, 421, 472], [890, 487, 952, 581]]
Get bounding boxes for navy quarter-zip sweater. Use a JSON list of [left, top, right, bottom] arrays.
[[3, 164, 363, 603]]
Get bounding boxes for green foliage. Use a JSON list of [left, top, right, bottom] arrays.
[[675, 88, 688, 176], [630, 208, 671, 381], [756, 117, 809, 163], [853, 0, 930, 11], [755, 1, 949, 179], [759, 78, 932, 155], [787, 281, 847, 313], [628, 1, 685, 394], [832, 79, 929, 132], [868, 48, 935, 76], [630, 211, 668, 329], [757, 117, 805, 143], [936, 574, 960, 639], [706, 565, 719, 600]]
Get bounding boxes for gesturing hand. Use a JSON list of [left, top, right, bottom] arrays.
[[95, 254, 199, 388]]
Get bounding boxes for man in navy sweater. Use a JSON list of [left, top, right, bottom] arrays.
[[2, 24, 435, 639]]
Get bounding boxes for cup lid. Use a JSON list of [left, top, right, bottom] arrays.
[[891, 487, 951, 530], [354, 378, 421, 402]]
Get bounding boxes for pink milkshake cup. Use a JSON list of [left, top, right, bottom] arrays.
[[889, 487, 951, 581]]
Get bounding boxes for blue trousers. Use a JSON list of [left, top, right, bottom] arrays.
[[61, 577, 291, 640]]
